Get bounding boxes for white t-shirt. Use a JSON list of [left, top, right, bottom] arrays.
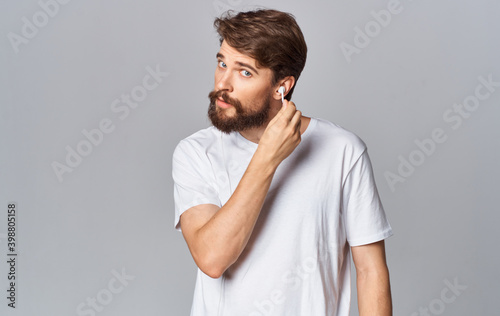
[[172, 117, 393, 316]]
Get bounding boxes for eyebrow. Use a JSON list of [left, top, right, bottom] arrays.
[[216, 52, 260, 75]]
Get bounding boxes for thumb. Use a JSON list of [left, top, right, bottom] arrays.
[[282, 98, 288, 109]]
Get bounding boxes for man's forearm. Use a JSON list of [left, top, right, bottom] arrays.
[[193, 150, 279, 277], [357, 266, 392, 316]]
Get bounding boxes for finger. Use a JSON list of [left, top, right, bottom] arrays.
[[282, 101, 297, 121], [291, 110, 302, 131], [268, 104, 287, 125], [270, 100, 294, 125]]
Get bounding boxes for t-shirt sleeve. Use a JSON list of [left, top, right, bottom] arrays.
[[172, 140, 221, 231], [343, 149, 393, 246]]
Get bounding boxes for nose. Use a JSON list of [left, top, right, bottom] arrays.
[[215, 69, 233, 93]]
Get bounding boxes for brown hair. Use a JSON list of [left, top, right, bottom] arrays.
[[214, 9, 307, 101]]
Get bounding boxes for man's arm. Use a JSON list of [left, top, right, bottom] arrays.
[[351, 240, 392, 316], [179, 101, 302, 279]]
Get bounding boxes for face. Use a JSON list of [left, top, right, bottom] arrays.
[[208, 41, 276, 133]]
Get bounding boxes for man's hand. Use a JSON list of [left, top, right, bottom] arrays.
[[256, 100, 302, 169]]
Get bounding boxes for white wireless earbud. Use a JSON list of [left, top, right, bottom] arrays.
[[278, 86, 285, 103]]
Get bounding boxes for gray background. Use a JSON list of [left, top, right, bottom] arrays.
[[1, 0, 498, 315]]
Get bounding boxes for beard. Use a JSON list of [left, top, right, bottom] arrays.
[[208, 90, 271, 134]]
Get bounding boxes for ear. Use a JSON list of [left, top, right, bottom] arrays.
[[272, 76, 296, 101]]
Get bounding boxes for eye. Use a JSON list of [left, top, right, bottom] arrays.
[[218, 60, 226, 68], [241, 70, 252, 77]]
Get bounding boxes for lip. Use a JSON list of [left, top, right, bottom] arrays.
[[216, 98, 233, 109]]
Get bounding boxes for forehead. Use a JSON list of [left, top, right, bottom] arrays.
[[218, 40, 258, 65]]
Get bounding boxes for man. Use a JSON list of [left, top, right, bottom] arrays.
[[173, 9, 393, 316]]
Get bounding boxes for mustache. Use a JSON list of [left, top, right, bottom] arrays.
[[208, 90, 242, 111]]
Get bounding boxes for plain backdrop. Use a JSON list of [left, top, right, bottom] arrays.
[[1, 0, 499, 315]]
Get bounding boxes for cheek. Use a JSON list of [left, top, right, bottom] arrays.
[[234, 78, 272, 106], [238, 82, 266, 99], [252, 87, 272, 104]]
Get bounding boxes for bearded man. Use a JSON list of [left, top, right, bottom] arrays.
[[172, 9, 393, 316]]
